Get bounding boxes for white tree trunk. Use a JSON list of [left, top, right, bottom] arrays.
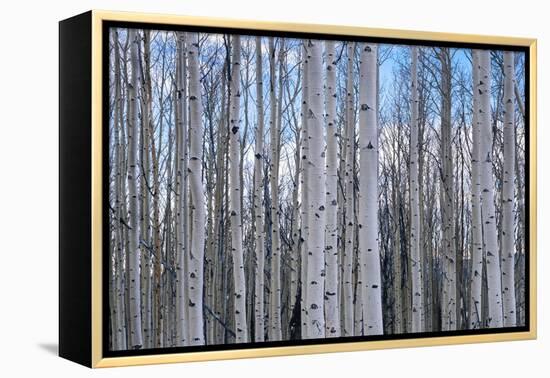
[[469, 50, 483, 329], [290, 125, 301, 329], [358, 43, 383, 335], [479, 50, 504, 328], [140, 30, 154, 349], [127, 29, 143, 349], [112, 29, 127, 351], [343, 42, 355, 337], [300, 44, 310, 338], [439, 48, 456, 331], [253, 36, 266, 342], [305, 39, 326, 339], [409, 46, 423, 333], [175, 32, 190, 346], [324, 40, 341, 338], [229, 35, 249, 343], [186, 32, 206, 345], [501, 51, 517, 327], [268, 37, 283, 341]]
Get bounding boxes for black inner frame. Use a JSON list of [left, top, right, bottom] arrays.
[[102, 19, 531, 358]]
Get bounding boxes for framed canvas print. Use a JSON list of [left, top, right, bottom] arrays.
[[59, 10, 537, 368]]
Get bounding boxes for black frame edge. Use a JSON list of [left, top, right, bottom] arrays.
[[59, 10, 93, 368]]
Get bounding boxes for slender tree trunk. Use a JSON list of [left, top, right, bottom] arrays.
[[229, 35, 249, 343], [253, 36, 266, 342], [305, 39, 326, 339], [290, 110, 301, 336], [299, 44, 310, 339], [439, 48, 457, 331], [127, 29, 143, 349], [502, 51, 517, 327], [469, 50, 483, 329], [392, 171, 403, 334], [479, 50, 504, 328], [122, 40, 132, 348], [343, 42, 355, 337], [409, 46, 423, 332], [515, 148, 526, 326], [276, 41, 287, 339], [140, 30, 154, 349], [144, 31, 158, 347], [417, 66, 430, 332], [175, 32, 190, 346], [268, 37, 283, 341], [162, 89, 174, 347], [120, 41, 132, 349], [358, 43, 383, 335], [205, 145, 215, 345], [171, 93, 180, 347], [186, 32, 206, 345], [324, 40, 341, 337], [112, 29, 127, 350]]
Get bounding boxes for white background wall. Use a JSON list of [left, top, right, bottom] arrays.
[[0, 0, 546, 376]]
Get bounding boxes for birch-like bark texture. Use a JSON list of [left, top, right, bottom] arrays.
[[186, 32, 206, 345], [409, 46, 422, 333], [229, 35, 249, 343], [253, 36, 266, 343], [268, 37, 283, 341], [501, 51, 517, 327], [324, 40, 340, 337], [112, 29, 127, 350], [140, 30, 154, 350], [290, 102, 301, 332], [127, 29, 143, 349], [305, 39, 326, 339], [438, 48, 456, 331], [299, 43, 310, 339], [359, 43, 383, 335], [107, 28, 527, 349], [343, 42, 355, 337], [479, 50, 504, 328], [175, 32, 190, 346], [469, 50, 483, 329]]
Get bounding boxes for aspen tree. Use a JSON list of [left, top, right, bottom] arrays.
[[479, 50, 504, 328], [106, 28, 528, 347], [469, 50, 483, 329], [300, 43, 310, 338], [140, 30, 153, 349], [268, 37, 283, 341], [324, 40, 341, 337], [229, 35, 249, 342], [120, 32, 133, 348], [150, 33, 167, 347], [343, 42, 355, 337], [187, 32, 206, 345], [253, 36, 266, 342], [359, 43, 383, 335], [409, 46, 422, 332], [127, 28, 144, 349], [112, 29, 127, 350], [501, 51, 517, 327], [305, 39, 326, 339], [439, 48, 457, 331], [175, 32, 190, 346]]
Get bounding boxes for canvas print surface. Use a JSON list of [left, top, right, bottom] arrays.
[[107, 25, 527, 352]]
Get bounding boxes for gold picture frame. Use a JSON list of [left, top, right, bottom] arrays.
[[59, 9, 537, 368]]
